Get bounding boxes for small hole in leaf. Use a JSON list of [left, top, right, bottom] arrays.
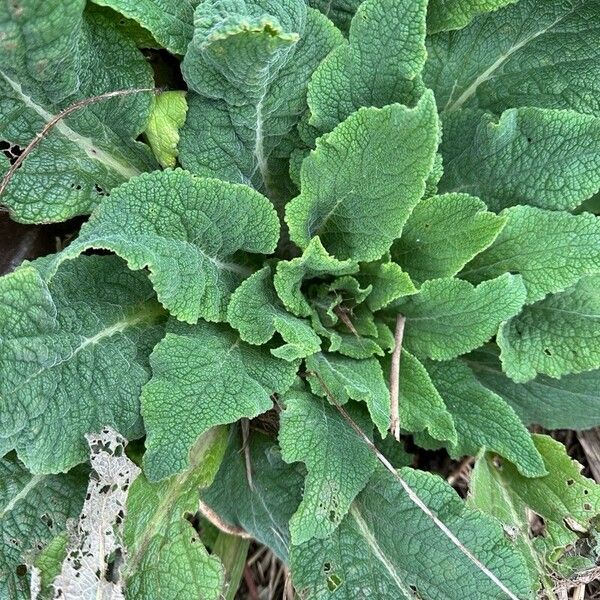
[[326, 574, 342, 592], [543, 348, 552, 356], [567, 479, 574, 486], [583, 489, 589, 495], [584, 503, 592, 511], [15, 564, 27, 577]]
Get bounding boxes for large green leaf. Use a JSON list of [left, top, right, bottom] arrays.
[[466, 346, 600, 430], [279, 391, 376, 544], [43, 169, 280, 324], [498, 275, 600, 382], [202, 429, 304, 562], [141, 321, 298, 480], [0, 256, 164, 473], [424, 0, 600, 116], [427, 0, 517, 33], [463, 206, 600, 303], [0, 457, 87, 599], [307, 0, 427, 133], [0, 2, 156, 223], [439, 108, 600, 211], [227, 266, 321, 361], [291, 467, 533, 599], [124, 428, 228, 600], [422, 360, 546, 477], [91, 0, 198, 54], [179, 1, 342, 195], [286, 92, 439, 262], [392, 193, 506, 283], [307, 0, 361, 34], [391, 274, 526, 360]]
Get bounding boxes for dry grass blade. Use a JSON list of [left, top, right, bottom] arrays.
[[389, 314, 405, 441]]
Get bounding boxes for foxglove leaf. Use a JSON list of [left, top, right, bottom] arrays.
[[392, 193, 506, 283], [286, 92, 439, 262], [43, 169, 280, 323], [0, 256, 164, 473], [422, 360, 546, 477], [439, 108, 600, 211], [357, 259, 417, 312], [227, 266, 321, 361], [498, 275, 600, 382], [463, 206, 600, 303], [392, 274, 526, 360], [307, 0, 427, 133], [179, 1, 342, 194], [425, 0, 600, 116], [427, 0, 517, 33], [279, 391, 376, 544], [308, 0, 360, 34], [141, 321, 298, 480], [0, 3, 156, 223]]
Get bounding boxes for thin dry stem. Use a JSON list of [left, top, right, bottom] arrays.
[[0, 87, 160, 200], [198, 500, 253, 540], [389, 314, 405, 441]]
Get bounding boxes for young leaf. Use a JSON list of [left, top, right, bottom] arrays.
[[43, 169, 280, 323], [424, 0, 600, 115], [227, 266, 321, 361], [0, 256, 164, 473], [498, 275, 600, 382], [124, 428, 228, 600], [279, 391, 377, 544], [144, 90, 188, 168], [439, 108, 600, 211], [0, 3, 156, 223], [141, 321, 298, 480], [466, 346, 600, 430], [391, 274, 527, 360], [90, 0, 197, 54], [202, 430, 305, 562], [357, 259, 417, 312], [427, 0, 517, 33], [291, 467, 533, 599], [305, 353, 390, 437], [180, 2, 342, 194], [422, 360, 546, 477], [463, 206, 600, 303], [274, 237, 358, 318], [286, 92, 440, 262], [392, 193, 506, 283], [0, 457, 86, 600], [470, 435, 600, 565], [307, 0, 427, 133]]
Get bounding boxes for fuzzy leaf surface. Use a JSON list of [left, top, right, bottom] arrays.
[[427, 0, 517, 33]]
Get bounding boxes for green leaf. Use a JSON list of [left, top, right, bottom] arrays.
[[274, 237, 358, 318], [357, 259, 417, 312], [391, 274, 526, 360], [291, 466, 533, 599], [91, 0, 198, 54], [141, 321, 298, 480], [0, 3, 157, 223], [179, 2, 342, 194], [427, 0, 517, 33], [279, 391, 377, 544], [466, 346, 600, 430], [305, 352, 390, 437], [44, 169, 280, 324], [124, 428, 228, 600], [424, 0, 600, 116], [470, 435, 600, 565], [439, 108, 600, 211], [144, 90, 188, 168], [462, 206, 600, 304], [227, 266, 321, 361], [307, 0, 427, 133], [392, 193, 506, 283], [286, 92, 440, 262], [390, 350, 458, 444], [32, 533, 69, 600], [0, 256, 164, 473], [498, 275, 600, 382], [307, 0, 361, 34], [422, 360, 546, 477], [0, 457, 87, 600], [202, 429, 304, 562]]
